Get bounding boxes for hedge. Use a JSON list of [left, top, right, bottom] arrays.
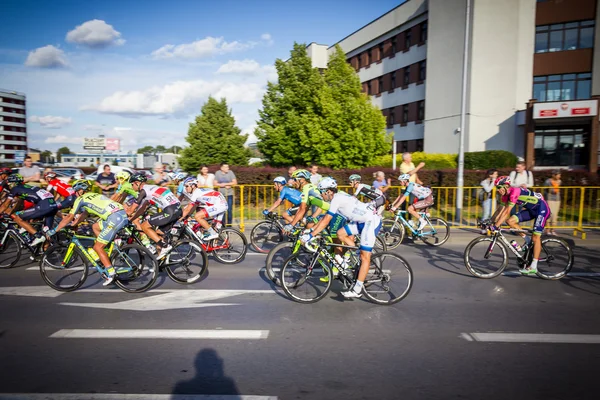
[[373, 150, 518, 170]]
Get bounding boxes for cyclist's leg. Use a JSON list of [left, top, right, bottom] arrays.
[[95, 210, 128, 281], [342, 218, 381, 298], [529, 202, 550, 271], [194, 208, 211, 230], [282, 207, 298, 224], [412, 195, 433, 230]]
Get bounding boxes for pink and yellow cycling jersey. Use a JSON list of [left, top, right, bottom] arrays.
[[501, 187, 545, 209]]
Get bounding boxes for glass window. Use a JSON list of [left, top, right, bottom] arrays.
[[535, 32, 548, 53], [533, 83, 546, 101], [564, 29, 578, 50], [402, 104, 409, 123], [579, 27, 594, 48], [534, 21, 595, 53], [550, 23, 564, 30], [420, 22, 428, 42], [367, 81, 372, 95], [419, 61, 426, 81], [405, 30, 412, 49], [391, 71, 396, 88], [547, 81, 561, 101], [581, 20, 595, 27], [358, 55, 362, 69], [378, 43, 384, 59], [561, 80, 575, 100], [367, 49, 372, 64], [391, 36, 397, 53], [418, 101, 425, 121], [389, 108, 395, 126], [378, 77, 383, 93], [548, 74, 561, 81], [549, 30, 562, 51], [404, 66, 410, 86], [565, 22, 578, 29], [578, 72, 592, 79], [558, 135, 574, 166], [534, 76, 546, 82], [576, 79, 591, 99]]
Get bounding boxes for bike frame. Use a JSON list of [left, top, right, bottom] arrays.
[[392, 210, 436, 237], [62, 235, 119, 275]]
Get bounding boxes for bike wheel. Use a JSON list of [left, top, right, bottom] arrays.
[[464, 237, 508, 278], [362, 252, 413, 305], [280, 252, 332, 303], [40, 244, 88, 291], [211, 228, 248, 264], [374, 234, 387, 253], [250, 221, 284, 254], [0, 231, 22, 269], [113, 244, 158, 293], [165, 240, 208, 284], [264, 241, 297, 286], [536, 238, 574, 280], [380, 218, 404, 249], [421, 217, 450, 246]]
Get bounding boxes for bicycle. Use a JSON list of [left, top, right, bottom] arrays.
[[381, 209, 450, 249], [280, 237, 413, 305], [463, 222, 574, 280], [0, 215, 56, 268], [40, 225, 159, 292], [250, 212, 287, 253]]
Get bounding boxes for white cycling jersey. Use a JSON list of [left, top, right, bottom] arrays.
[[136, 184, 180, 209], [189, 188, 228, 208], [327, 192, 379, 223]]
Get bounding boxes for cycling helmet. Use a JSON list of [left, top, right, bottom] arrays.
[[183, 177, 198, 187], [398, 174, 411, 181], [115, 171, 131, 182], [273, 176, 287, 185], [349, 174, 361, 182], [43, 171, 57, 182], [317, 177, 337, 191], [173, 172, 187, 181], [494, 176, 511, 188], [129, 173, 148, 184], [291, 169, 311, 180], [72, 179, 91, 192], [7, 174, 23, 184], [0, 167, 12, 175]]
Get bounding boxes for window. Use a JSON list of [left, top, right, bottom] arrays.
[[535, 21, 595, 53], [367, 49, 372, 65], [378, 43, 384, 60], [358, 55, 362, 69], [417, 101, 425, 121], [391, 36, 397, 53], [534, 127, 587, 166], [402, 104, 409, 123], [367, 81, 372, 95], [378, 77, 384, 94], [403, 66, 410, 86], [533, 73, 591, 101], [420, 22, 428, 42], [391, 71, 396, 88], [416, 139, 424, 152], [405, 30, 412, 49], [389, 108, 395, 126], [419, 61, 426, 81]]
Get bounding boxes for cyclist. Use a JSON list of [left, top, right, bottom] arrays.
[[179, 177, 227, 241], [389, 174, 433, 232], [0, 167, 14, 204], [349, 174, 386, 215], [301, 177, 382, 299], [2, 174, 58, 246], [43, 171, 76, 210], [263, 176, 302, 223], [285, 169, 329, 232], [47, 180, 128, 285], [127, 173, 182, 260], [491, 176, 550, 275]]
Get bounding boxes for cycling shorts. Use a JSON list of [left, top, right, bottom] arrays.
[[97, 210, 128, 245], [514, 201, 550, 235], [315, 213, 347, 237], [286, 206, 299, 216], [147, 204, 182, 229], [20, 199, 58, 229], [57, 195, 76, 210], [411, 194, 434, 210], [344, 217, 382, 252], [196, 203, 228, 219]]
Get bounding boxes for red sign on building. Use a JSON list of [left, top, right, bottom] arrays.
[[539, 109, 558, 117], [571, 107, 591, 115]]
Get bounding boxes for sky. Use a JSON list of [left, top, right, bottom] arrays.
[[0, 0, 402, 153]]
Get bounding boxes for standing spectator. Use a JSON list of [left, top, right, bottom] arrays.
[[19, 156, 41, 186], [286, 166, 297, 185], [544, 170, 561, 235], [153, 162, 171, 187], [479, 169, 498, 234], [197, 164, 215, 188], [215, 162, 237, 226], [399, 152, 425, 184], [309, 164, 322, 185], [372, 171, 392, 194], [96, 164, 117, 196], [509, 161, 534, 189]]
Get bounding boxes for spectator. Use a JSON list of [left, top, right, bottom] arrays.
[[544, 170, 561, 235], [286, 166, 297, 185], [214, 162, 237, 226], [479, 169, 498, 234], [399, 152, 425, 184], [19, 156, 41, 186], [372, 171, 392, 194], [153, 162, 171, 187], [309, 164, 322, 185], [509, 161, 534, 189], [96, 164, 117, 196], [197, 164, 215, 188]]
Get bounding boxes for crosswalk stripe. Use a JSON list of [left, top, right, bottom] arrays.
[[0, 394, 277, 400], [461, 332, 600, 344], [50, 329, 270, 340]]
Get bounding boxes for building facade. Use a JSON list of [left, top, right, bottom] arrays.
[[0, 89, 28, 164], [60, 152, 180, 169], [308, 0, 600, 171]]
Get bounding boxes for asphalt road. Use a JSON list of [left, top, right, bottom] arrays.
[[0, 230, 599, 400]]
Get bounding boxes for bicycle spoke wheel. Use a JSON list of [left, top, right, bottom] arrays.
[[40, 244, 88, 292], [280, 252, 332, 303], [0, 231, 22, 269], [264, 241, 298, 286], [362, 252, 413, 305], [211, 228, 248, 264], [250, 221, 284, 254], [421, 217, 450, 246], [536, 238, 573, 280], [113, 244, 158, 293], [165, 240, 208, 284], [380, 218, 404, 249], [464, 237, 508, 278]]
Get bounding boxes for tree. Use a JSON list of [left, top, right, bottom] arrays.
[[40, 150, 53, 164], [137, 146, 155, 154], [56, 147, 71, 162], [179, 96, 250, 172], [155, 145, 167, 153], [167, 145, 183, 154]]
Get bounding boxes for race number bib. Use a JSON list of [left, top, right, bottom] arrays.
[[36, 189, 53, 200], [164, 193, 179, 205], [107, 203, 122, 213]]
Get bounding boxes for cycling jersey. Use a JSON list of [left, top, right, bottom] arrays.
[[404, 182, 432, 200], [136, 184, 180, 210], [301, 183, 330, 212], [117, 182, 138, 197], [9, 185, 54, 204], [70, 193, 124, 220], [46, 179, 75, 198], [353, 184, 383, 200], [327, 192, 379, 223], [279, 186, 302, 206], [502, 187, 544, 210], [189, 188, 228, 218]]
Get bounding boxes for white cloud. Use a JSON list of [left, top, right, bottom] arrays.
[[260, 33, 274, 45], [83, 124, 104, 131], [217, 60, 277, 82], [66, 19, 125, 49], [242, 124, 258, 145], [44, 135, 82, 145], [24, 45, 68, 68], [82, 80, 265, 117], [29, 115, 72, 128], [152, 34, 273, 60]]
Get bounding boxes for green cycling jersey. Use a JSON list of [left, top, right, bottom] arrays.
[[117, 181, 138, 197], [301, 183, 330, 212], [70, 192, 124, 220]]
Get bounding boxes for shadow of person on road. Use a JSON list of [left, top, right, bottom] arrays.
[[172, 348, 241, 398]]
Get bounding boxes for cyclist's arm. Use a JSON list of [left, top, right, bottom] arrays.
[[130, 202, 149, 222], [5, 198, 22, 215], [289, 202, 307, 226], [493, 204, 514, 228], [310, 213, 332, 237], [267, 198, 283, 213], [180, 202, 196, 220], [0, 197, 13, 214], [391, 194, 407, 210]]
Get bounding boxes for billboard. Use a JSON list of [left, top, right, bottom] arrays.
[[105, 138, 120, 151], [83, 137, 106, 150]]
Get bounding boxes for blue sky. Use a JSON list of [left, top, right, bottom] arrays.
[[0, 0, 402, 152]]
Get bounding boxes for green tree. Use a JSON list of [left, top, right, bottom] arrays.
[[167, 145, 183, 154], [155, 145, 167, 153], [40, 150, 53, 163], [255, 43, 324, 166], [137, 146, 155, 154], [56, 147, 71, 162], [179, 96, 250, 172]]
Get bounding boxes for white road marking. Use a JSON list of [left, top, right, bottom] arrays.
[[50, 329, 270, 340], [0, 286, 172, 298], [501, 271, 600, 277], [462, 332, 600, 344], [0, 394, 277, 399]]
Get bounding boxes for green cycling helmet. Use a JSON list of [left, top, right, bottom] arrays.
[[349, 174, 361, 182]]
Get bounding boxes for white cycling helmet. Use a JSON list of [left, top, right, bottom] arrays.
[[398, 174, 411, 181], [173, 172, 187, 181], [317, 177, 337, 191], [183, 177, 198, 187], [273, 176, 287, 185]]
